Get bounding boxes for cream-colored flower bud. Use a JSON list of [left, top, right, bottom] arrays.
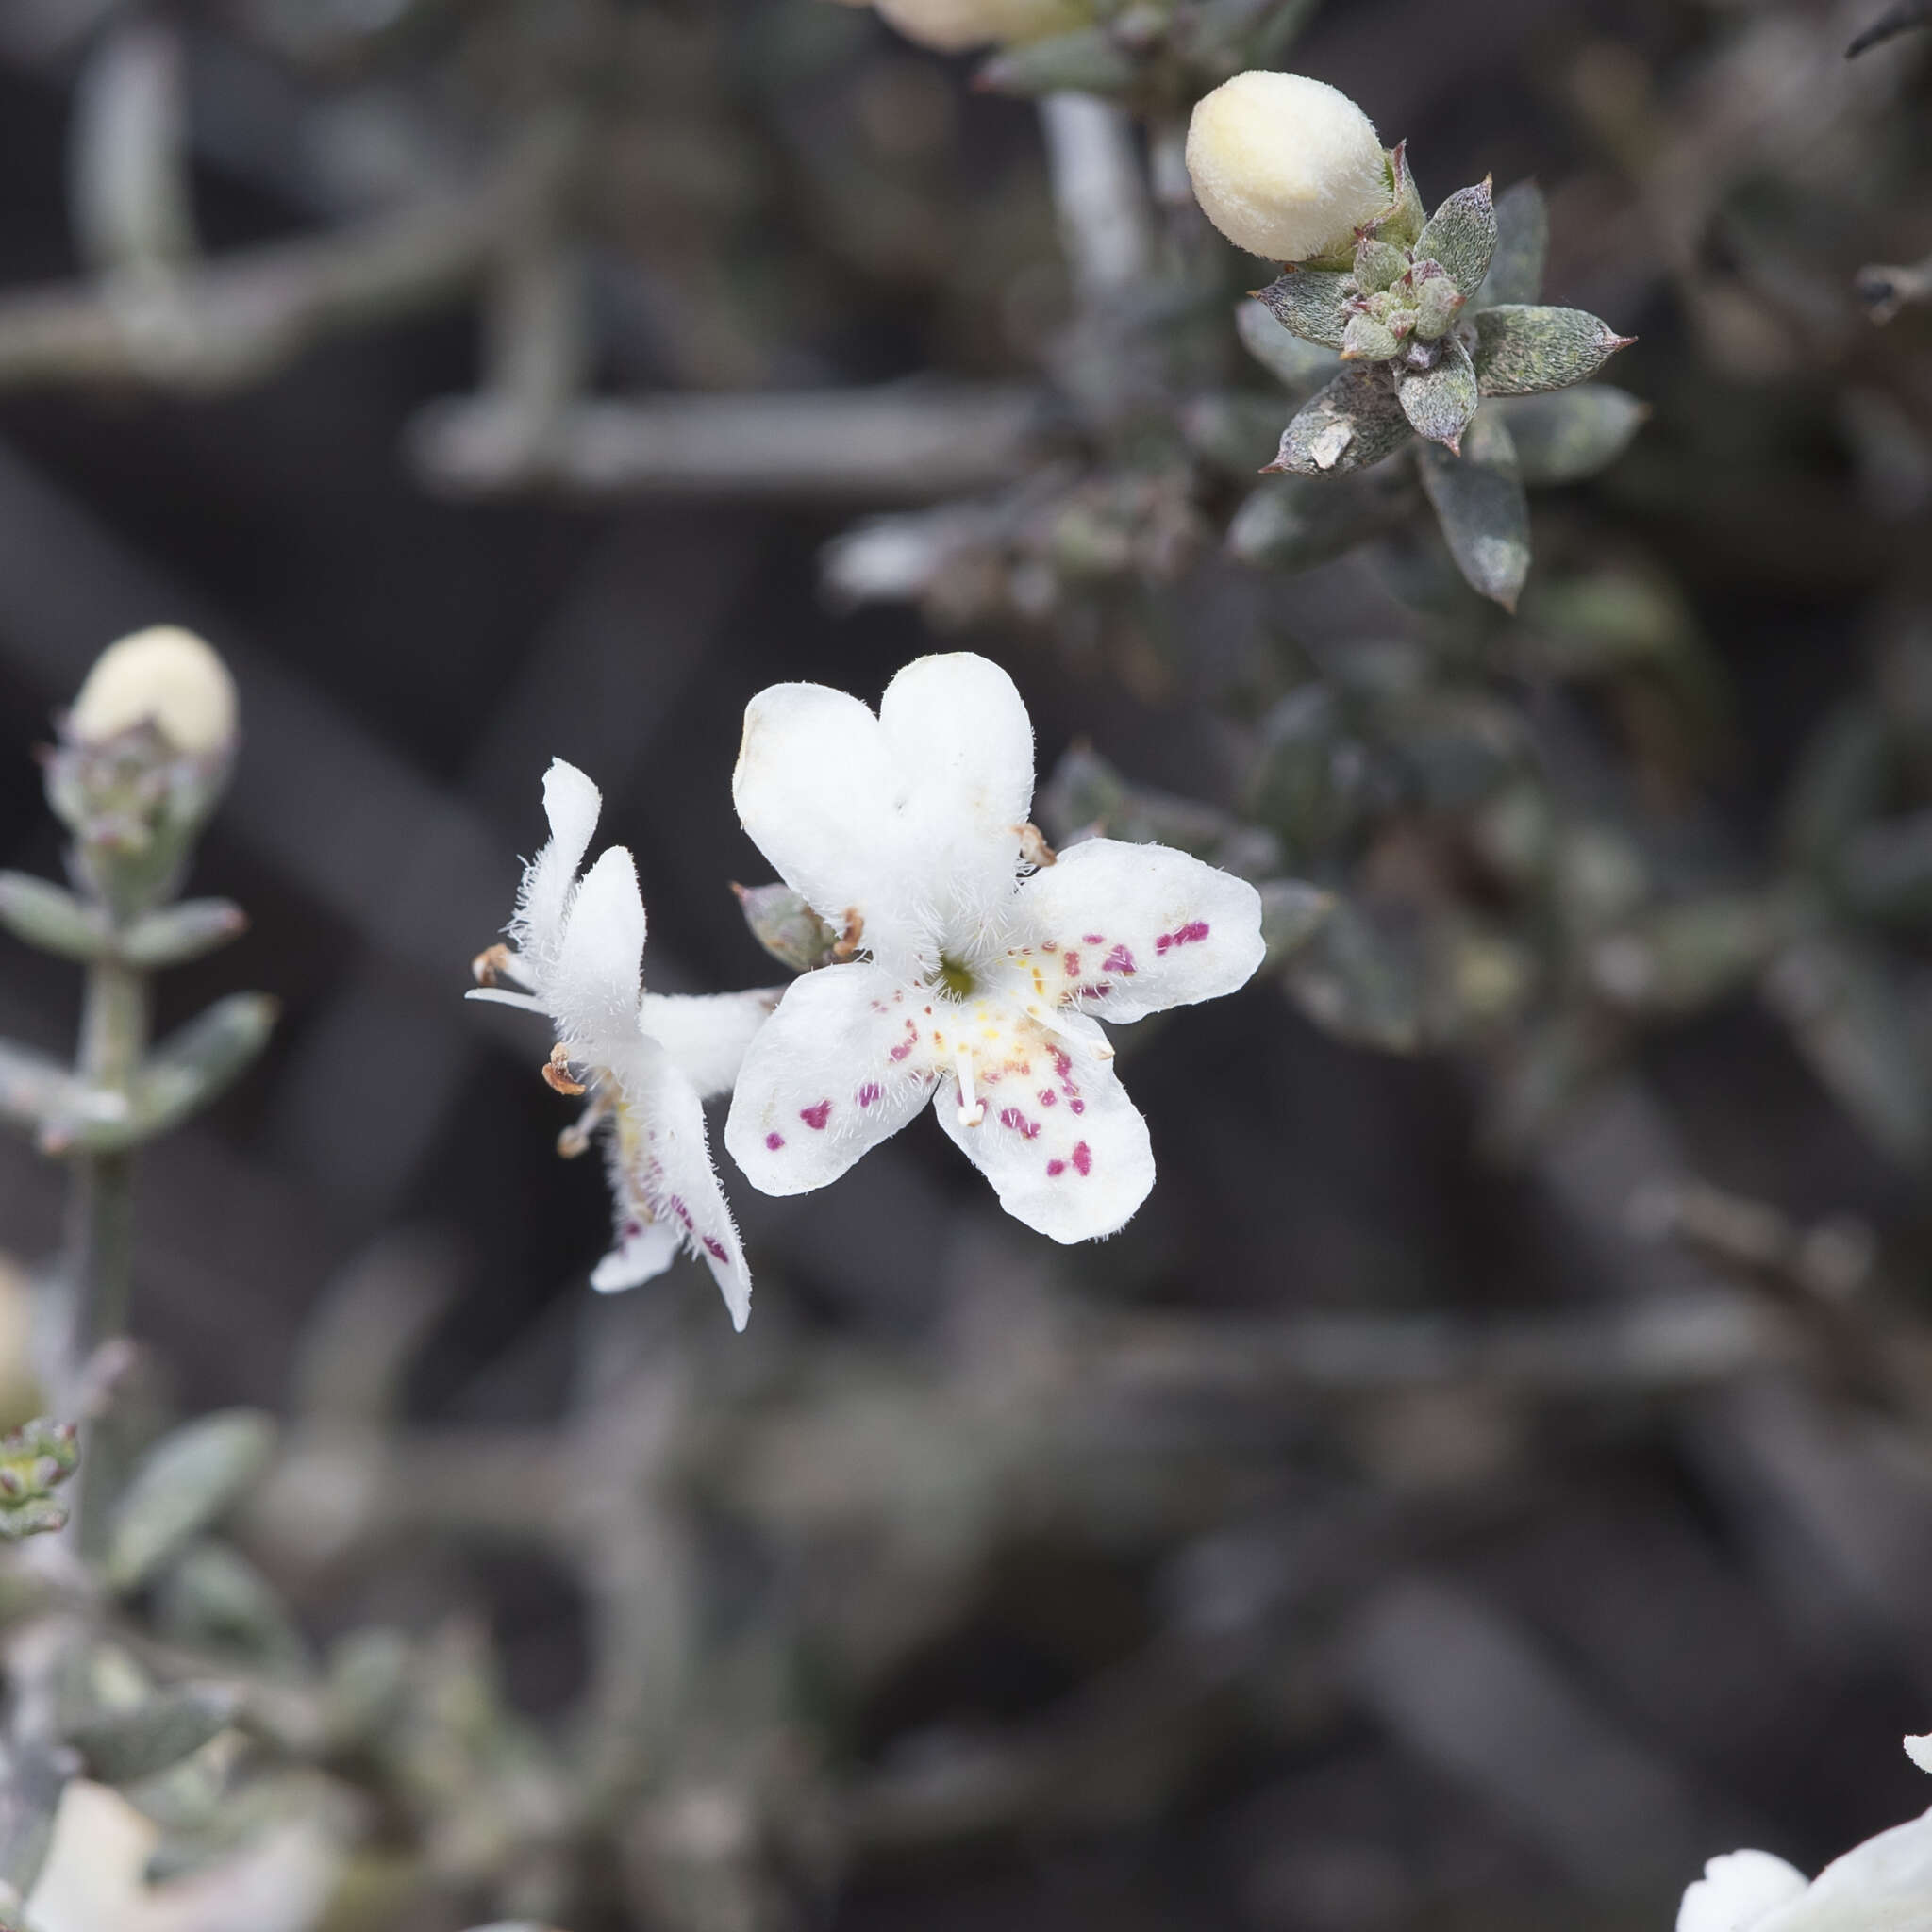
[[70, 625, 237, 756], [1185, 71, 1391, 263], [872, 0, 1088, 54]]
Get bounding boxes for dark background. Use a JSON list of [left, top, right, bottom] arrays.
[[3, 2, 1932, 1926]]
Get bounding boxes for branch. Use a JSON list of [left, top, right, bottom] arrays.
[[407, 384, 1044, 501], [0, 192, 500, 394], [1848, 3, 1932, 56]]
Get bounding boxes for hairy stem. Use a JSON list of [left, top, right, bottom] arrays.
[[66, 952, 147, 1553]]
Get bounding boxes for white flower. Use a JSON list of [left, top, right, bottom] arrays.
[[868, 0, 1090, 54], [69, 625, 237, 756], [469, 759, 774, 1330], [1185, 71, 1391, 264], [25, 1778, 334, 1932], [723, 653, 1265, 1241], [1677, 1735, 1932, 1930]]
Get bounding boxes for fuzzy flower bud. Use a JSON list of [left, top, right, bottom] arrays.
[[70, 625, 237, 757], [871, 0, 1089, 54], [1185, 71, 1391, 264]]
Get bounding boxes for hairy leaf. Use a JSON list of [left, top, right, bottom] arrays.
[[1472, 306, 1633, 396], [1228, 467, 1417, 573], [1255, 270, 1355, 350], [1414, 179, 1497, 297], [1490, 386, 1647, 484], [1398, 337, 1480, 451], [1267, 365, 1415, 475], [1235, 299, 1338, 395], [1419, 408, 1531, 610], [975, 27, 1136, 94], [105, 1409, 277, 1593], [1341, 310, 1402, 362], [1480, 181, 1549, 308], [66, 1683, 241, 1785]]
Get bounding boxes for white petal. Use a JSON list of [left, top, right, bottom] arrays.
[[25, 1779, 156, 1932], [551, 846, 646, 1048], [1908, 1736, 1932, 1775], [591, 1214, 681, 1293], [464, 986, 549, 1015], [724, 963, 938, 1196], [1677, 1851, 1809, 1932], [934, 1011, 1153, 1241], [878, 652, 1035, 938], [640, 988, 782, 1100], [1016, 837, 1267, 1024], [732, 681, 911, 957], [513, 758, 602, 969], [605, 1044, 752, 1330], [1798, 1803, 1932, 1921]]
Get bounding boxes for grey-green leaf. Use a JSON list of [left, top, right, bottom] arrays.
[[1267, 365, 1414, 475], [65, 1683, 240, 1785], [1234, 299, 1337, 396], [1228, 468, 1416, 574], [1377, 141, 1425, 248], [1489, 386, 1647, 484], [1341, 310, 1401, 362], [1414, 178, 1497, 297], [117, 899, 247, 970], [105, 1409, 277, 1594], [1398, 337, 1480, 451], [1260, 881, 1337, 964], [1480, 180, 1548, 308], [1418, 408, 1531, 610], [1256, 270, 1355, 350], [0, 874, 105, 963], [1472, 306, 1633, 397], [84, 993, 277, 1151], [0, 1740, 72, 1900], [734, 882, 841, 974], [975, 26, 1136, 95], [1763, 938, 1932, 1164]]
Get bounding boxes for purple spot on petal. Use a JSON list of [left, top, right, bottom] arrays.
[[801, 1101, 832, 1130], [766, 1132, 785, 1151], [1073, 1141, 1092, 1176], [1156, 920, 1211, 956], [1083, 933, 1105, 944], [1046, 1158, 1067, 1177], [857, 1082, 882, 1108], [703, 1236, 728, 1261], [1103, 944, 1136, 975]]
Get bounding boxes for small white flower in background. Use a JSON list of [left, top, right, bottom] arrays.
[[470, 759, 775, 1330], [25, 1778, 335, 1932], [1676, 1734, 1932, 1930], [853, 0, 1091, 55], [1185, 71, 1391, 264], [724, 652, 1265, 1241], [68, 625, 237, 757]]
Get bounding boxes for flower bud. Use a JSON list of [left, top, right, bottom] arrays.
[[1185, 71, 1391, 264], [872, 0, 1089, 54], [70, 625, 236, 757]]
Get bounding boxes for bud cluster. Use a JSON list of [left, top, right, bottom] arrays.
[[43, 626, 238, 920], [0, 1417, 79, 1541], [1188, 71, 1641, 609]]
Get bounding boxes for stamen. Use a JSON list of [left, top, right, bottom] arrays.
[[542, 1041, 587, 1097], [955, 1043, 985, 1128], [558, 1088, 612, 1158], [473, 942, 512, 986]]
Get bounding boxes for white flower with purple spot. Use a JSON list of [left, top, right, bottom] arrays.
[[470, 759, 774, 1330], [1676, 1734, 1932, 1931], [723, 653, 1266, 1241]]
